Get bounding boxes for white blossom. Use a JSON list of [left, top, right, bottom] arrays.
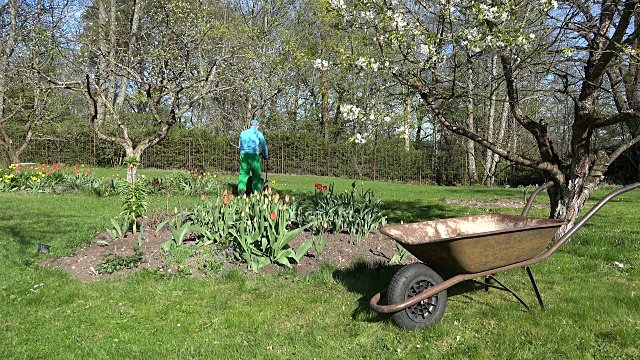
[[354, 133, 369, 144], [418, 43, 436, 57], [387, 10, 407, 30], [355, 56, 380, 72], [312, 58, 330, 71], [341, 104, 362, 121], [329, 0, 346, 9]]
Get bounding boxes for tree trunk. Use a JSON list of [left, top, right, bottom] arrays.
[[487, 102, 510, 187], [321, 28, 329, 140], [6, 147, 20, 164], [465, 61, 478, 184], [403, 93, 411, 151], [483, 55, 500, 186]]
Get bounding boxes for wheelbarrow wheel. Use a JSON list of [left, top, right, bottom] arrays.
[[387, 263, 447, 330]]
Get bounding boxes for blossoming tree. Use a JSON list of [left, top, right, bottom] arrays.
[[332, 0, 640, 232]]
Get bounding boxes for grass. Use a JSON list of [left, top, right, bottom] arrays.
[[1, 172, 639, 359]]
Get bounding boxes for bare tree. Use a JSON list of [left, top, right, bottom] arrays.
[[44, 0, 236, 161], [0, 0, 60, 163]]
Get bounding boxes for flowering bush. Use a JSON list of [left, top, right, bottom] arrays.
[[298, 181, 387, 244], [0, 163, 96, 193]]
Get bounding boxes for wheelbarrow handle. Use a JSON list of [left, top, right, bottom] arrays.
[[545, 182, 640, 257], [521, 181, 554, 217]]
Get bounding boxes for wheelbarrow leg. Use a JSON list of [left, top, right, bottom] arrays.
[[475, 275, 531, 310], [525, 266, 545, 310]]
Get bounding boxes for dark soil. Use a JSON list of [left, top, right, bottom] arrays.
[[40, 214, 417, 283]]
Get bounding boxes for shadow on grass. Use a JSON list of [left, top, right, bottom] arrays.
[[381, 201, 468, 224], [332, 260, 488, 325], [0, 211, 83, 267]]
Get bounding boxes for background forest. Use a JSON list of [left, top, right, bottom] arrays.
[[1, 0, 639, 223]]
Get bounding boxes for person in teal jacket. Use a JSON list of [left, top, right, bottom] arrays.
[[238, 119, 268, 196]]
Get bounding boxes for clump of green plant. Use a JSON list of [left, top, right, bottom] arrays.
[[62, 173, 99, 192], [117, 180, 148, 233], [156, 209, 208, 251], [96, 246, 144, 274], [187, 190, 312, 271], [298, 181, 387, 244], [185, 189, 237, 249], [236, 192, 312, 270], [389, 241, 410, 264], [122, 155, 139, 168], [312, 233, 329, 257], [154, 243, 233, 277], [105, 217, 131, 241], [0, 163, 104, 194]]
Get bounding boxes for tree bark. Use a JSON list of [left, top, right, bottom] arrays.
[[321, 28, 329, 140], [465, 59, 478, 185]]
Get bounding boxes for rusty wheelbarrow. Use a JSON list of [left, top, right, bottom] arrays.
[[370, 181, 640, 329]]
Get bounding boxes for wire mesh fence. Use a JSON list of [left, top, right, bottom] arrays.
[[6, 131, 528, 185]]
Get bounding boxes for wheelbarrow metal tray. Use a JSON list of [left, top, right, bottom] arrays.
[[380, 214, 567, 273]]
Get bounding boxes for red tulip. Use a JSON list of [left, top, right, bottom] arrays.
[[270, 213, 277, 221], [323, 186, 328, 191]]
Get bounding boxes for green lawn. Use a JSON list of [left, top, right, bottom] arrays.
[[1, 173, 639, 359]]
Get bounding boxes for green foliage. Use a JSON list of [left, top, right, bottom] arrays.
[[105, 217, 130, 241], [185, 190, 237, 249], [231, 192, 312, 271], [0, 163, 104, 194], [155, 211, 208, 251], [19, 130, 461, 185], [117, 180, 148, 233], [389, 241, 410, 264], [312, 234, 328, 256], [145, 170, 225, 196], [123, 155, 139, 167], [298, 181, 387, 244], [154, 243, 233, 277], [187, 190, 312, 271], [95, 246, 144, 274], [137, 223, 145, 247]]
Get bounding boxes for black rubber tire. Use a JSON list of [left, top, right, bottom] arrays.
[[387, 263, 447, 330]]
